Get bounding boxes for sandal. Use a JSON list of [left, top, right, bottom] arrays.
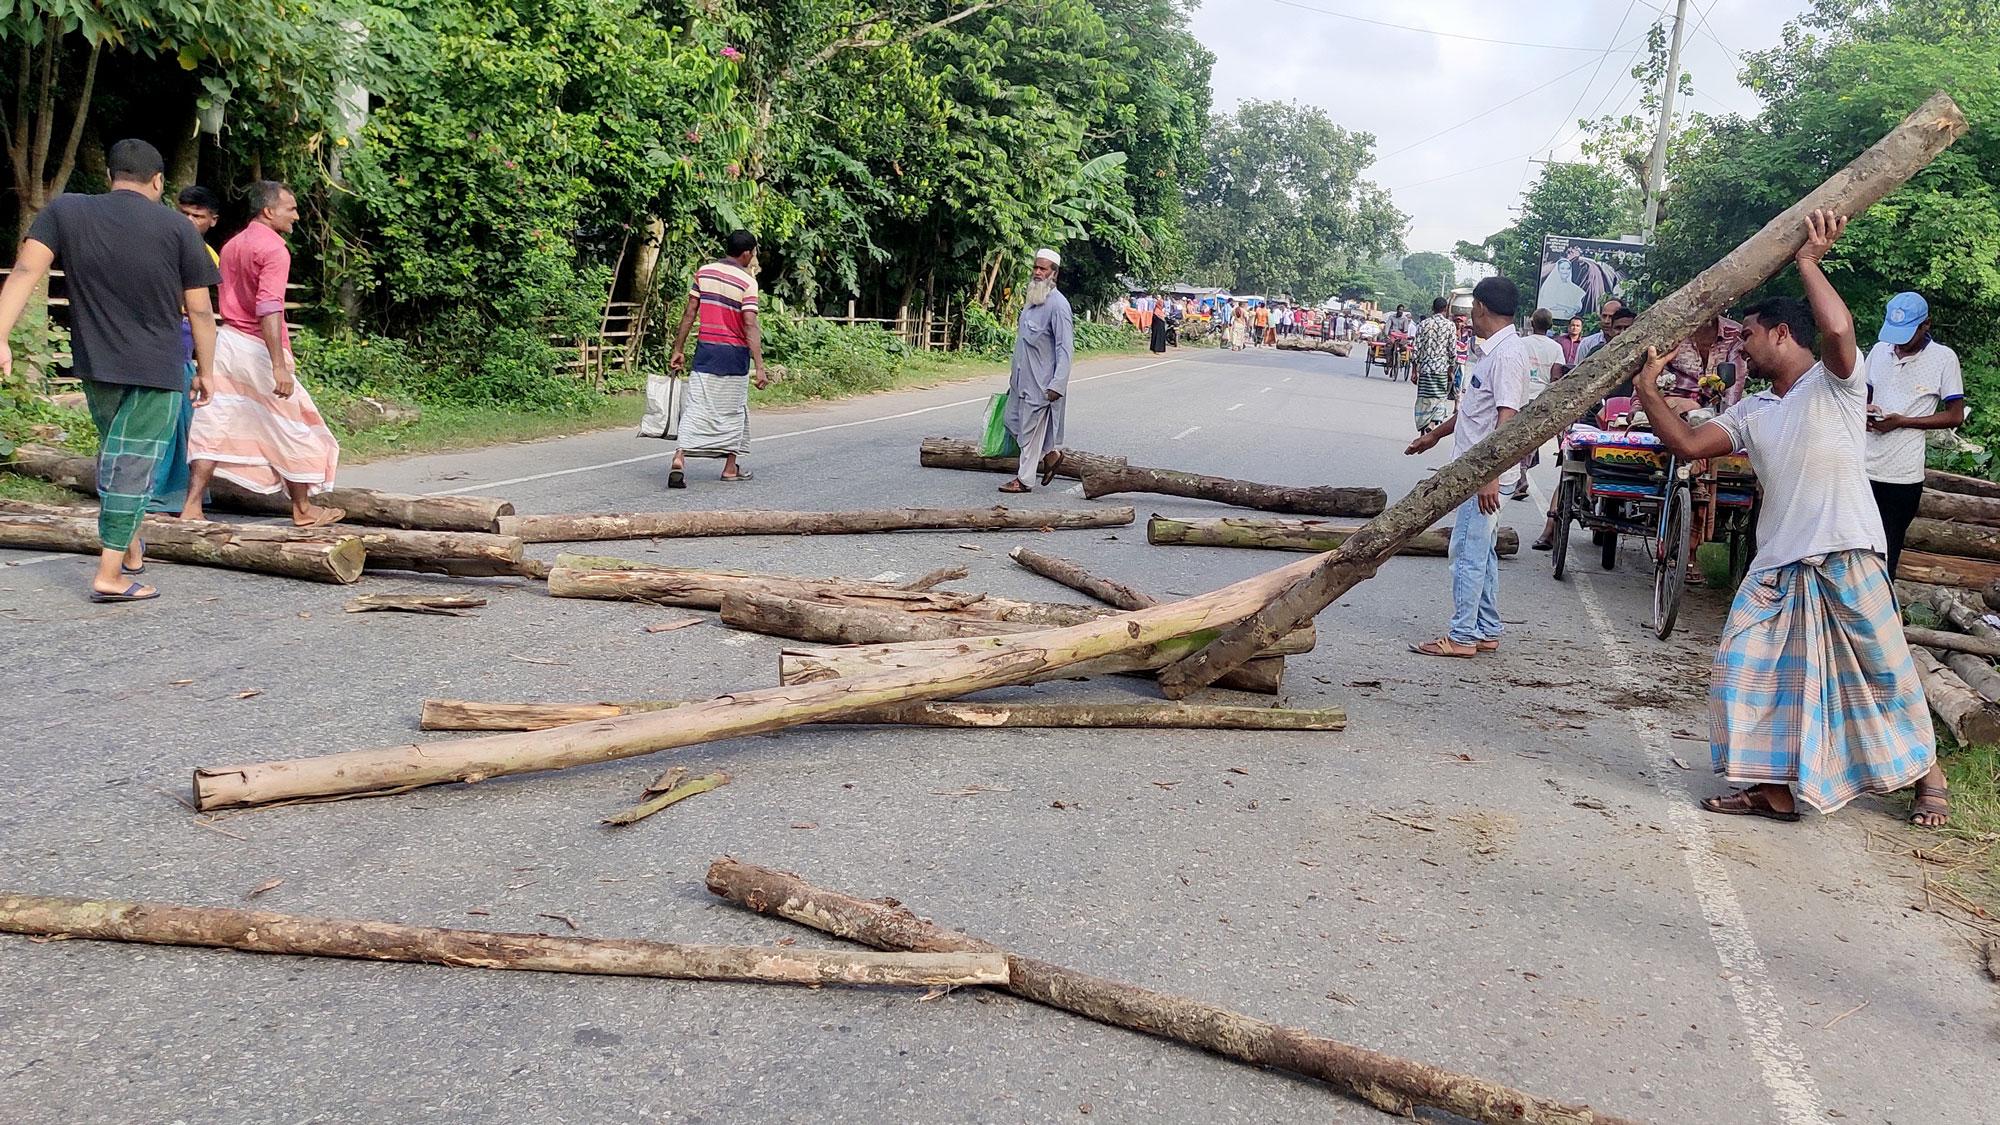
[[1531, 536, 1553, 552], [1476, 638, 1500, 653], [90, 581, 159, 604], [293, 506, 346, 529], [1699, 788, 1801, 822], [998, 480, 1031, 494], [719, 470, 753, 482], [121, 539, 146, 576], [1410, 637, 1479, 658], [1911, 780, 1951, 829], [1038, 450, 1064, 487], [668, 468, 686, 489]]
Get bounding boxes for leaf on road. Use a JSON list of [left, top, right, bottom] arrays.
[[235, 689, 262, 700], [508, 654, 568, 666], [244, 878, 283, 899]]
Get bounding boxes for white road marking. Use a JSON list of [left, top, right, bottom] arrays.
[[1259, 386, 1272, 393], [1170, 425, 1202, 441], [427, 357, 1186, 496], [4, 554, 72, 567], [1529, 479, 1826, 1124]]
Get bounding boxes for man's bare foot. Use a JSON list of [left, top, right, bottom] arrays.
[[292, 505, 346, 528], [179, 505, 206, 522]]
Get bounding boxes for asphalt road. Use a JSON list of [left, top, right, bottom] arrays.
[[2, 343, 1993, 1124]]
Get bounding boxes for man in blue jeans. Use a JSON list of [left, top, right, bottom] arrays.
[[1403, 276, 1531, 657]]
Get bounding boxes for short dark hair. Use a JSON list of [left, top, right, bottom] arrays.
[[1530, 308, 1553, 334], [176, 185, 222, 213], [725, 229, 757, 257], [1472, 276, 1519, 318], [1395, 304, 1406, 311], [1609, 306, 1638, 324], [247, 180, 293, 215], [107, 139, 164, 184], [1431, 297, 1448, 313], [1741, 296, 1818, 352]]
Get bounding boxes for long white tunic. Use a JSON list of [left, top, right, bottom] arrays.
[[1005, 289, 1075, 445]]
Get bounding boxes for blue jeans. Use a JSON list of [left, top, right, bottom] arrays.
[[1450, 496, 1503, 644]]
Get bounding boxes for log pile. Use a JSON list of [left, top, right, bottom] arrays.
[[1899, 581, 2000, 744], [1895, 474, 2000, 598]]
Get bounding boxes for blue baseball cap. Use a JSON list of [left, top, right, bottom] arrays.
[[1879, 291, 1929, 346]]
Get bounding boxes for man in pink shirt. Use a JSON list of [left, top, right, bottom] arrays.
[[183, 181, 343, 525]]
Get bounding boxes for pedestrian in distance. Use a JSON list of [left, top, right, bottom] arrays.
[[1506, 307, 1569, 500], [1410, 297, 1456, 436], [0, 139, 220, 602], [998, 249, 1073, 493], [1862, 291, 1964, 577], [150, 184, 223, 516], [666, 229, 769, 486]]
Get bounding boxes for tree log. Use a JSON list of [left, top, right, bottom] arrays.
[[0, 511, 364, 584], [190, 550, 1333, 809], [546, 556, 970, 610], [1008, 546, 1155, 610], [2, 444, 513, 532], [1147, 515, 1519, 558], [1081, 463, 1386, 518], [1942, 650, 2000, 705], [0, 892, 1006, 988], [345, 594, 487, 616], [1155, 93, 1970, 698], [1918, 488, 2000, 529], [917, 437, 1124, 479], [704, 858, 1638, 1125], [1902, 627, 2000, 661], [1911, 650, 2000, 745], [498, 505, 1134, 543], [1926, 468, 2000, 501], [1896, 549, 2000, 591], [1901, 580, 2000, 640], [420, 698, 1345, 733], [1905, 517, 2000, 564]]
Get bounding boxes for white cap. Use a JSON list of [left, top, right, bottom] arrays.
[[1034, 248, 1061, 267]]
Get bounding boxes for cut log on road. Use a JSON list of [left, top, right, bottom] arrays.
[[1902, 581, 2000, 640], [1009, 546, 1155, 611], [345, 594, 487, 616], [190, 550, 1333, 809], [1905, 517, 2000, 564], [1147, 515, 1519, 558], [917, 437, 1125, 479], [1155, 93, 1969, 698], [420, 698, 1345, 733], [705, 858, 1639, 1125], [0, 511, 364, 584], [1919, 488, 2000, 529], [1902, 626, 2000, 661], [498, 505, 1133, 543], [2, 444, 513, 532], [1911, 650, 2000, 745], [546, 556, 969, 610], [0, 892, 1007, 989], [1081, 463, 1386, 518], [1926, 468, 2000, 501], [1896, 549, 2000, 591]]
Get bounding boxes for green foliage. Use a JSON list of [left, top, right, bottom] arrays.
[[961, 304, 1014, 359], [1074, 320, 1140, 352]]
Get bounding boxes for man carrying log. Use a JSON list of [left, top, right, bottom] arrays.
[[998, 249, 1074, 494], [1403, 277, 1530, 658], [1630, 210, 1946, 828], [1863, 291, 1965, 577]]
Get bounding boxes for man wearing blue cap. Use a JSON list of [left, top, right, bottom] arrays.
[[1864, 291, 1964, 576]]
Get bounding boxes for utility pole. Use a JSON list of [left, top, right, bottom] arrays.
[[1641, 0, 1688, 246]]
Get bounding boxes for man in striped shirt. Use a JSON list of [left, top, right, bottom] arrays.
[[667, 230, 768, 486]]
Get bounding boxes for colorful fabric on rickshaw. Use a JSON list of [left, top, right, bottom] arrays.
[[1709, 549, 1935, 813], [1562, 424, 1663, 450]]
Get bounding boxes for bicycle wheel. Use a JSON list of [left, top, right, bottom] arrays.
[[1551, 475, 1577, 581], [1653, 485, 1692, 640]]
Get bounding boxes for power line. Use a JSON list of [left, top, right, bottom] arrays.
[[1379, 29, 1649, 159], [1262, 0, 1615, 53], [1688, 0, 1740, 60], [1510, 0, 1645, 199]]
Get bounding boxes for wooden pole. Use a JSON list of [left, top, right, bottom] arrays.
[[545, 555, 969, 610], [1926, 468, 2000, 501], [1905, 517, 2000, 564], [498, 505, 1135, 543], [1918, 489, 2000, 529], [0, 510, 365, 584], [1008, 546, 1155, 610], [1155, 92, 1970, 698], [1896, 549, 2000, 591], [0, 892, 1007, 988], [1147, 515, 1518, 558], [918, 437, 1124, 479], [420, 698, 1346, 733], [1080, 463, 1386, 518], [1911, 650, 2000, 744], [777, 621, 1310, 687], [704, 858, 1640, 1125], [1902, 626, 2000, 661]]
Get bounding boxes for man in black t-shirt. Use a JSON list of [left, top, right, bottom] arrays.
[[0, 139, 220, 602]]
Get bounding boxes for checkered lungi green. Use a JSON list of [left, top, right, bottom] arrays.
[[82, 380, 183, 552]]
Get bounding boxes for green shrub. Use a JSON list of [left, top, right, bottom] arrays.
[[1075, 320, 1139, 352], [1931, 359, 2000, 480], [962, 305, 1013, 358]]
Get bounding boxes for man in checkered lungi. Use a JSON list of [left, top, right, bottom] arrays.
[[1631, 210, 1947, 827]]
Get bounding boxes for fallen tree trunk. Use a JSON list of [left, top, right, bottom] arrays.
[[917, 438, 1124, 479], [1902, 626, 2000, 661], [0, 892, 1007, 988], [1898, 585, 2000, 703], [498, 505, 1134, 543], [1147, 515, 1519, 558], [1155, 93, 1970, 698], [1008, 546, 1154, 610], [704, 858, 1638, 1125], [1896, 549, 2000, 591], [0, 511, 364, 584], [420, 698, 1346, 733], [1918, 488, 2000, 529], [546, 556, 970, 610], [1905, 517, 2000, 564], [1926, 468, 2000, 501], [1943, 650, 2000, 705], [345, 594, 487, 616], [777, 620, 1311, 687], [1081, 464, 1386, 518], [2, 444, 513, 532], [1911, 649, 2000, 745]]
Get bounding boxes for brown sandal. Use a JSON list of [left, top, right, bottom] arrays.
[[1410, 637, 1479, 658], [1700, 788, 1800, 822], [998, 480, 1031, 494], [1038, 450, 1064, 487], [1911, 781, 1951, 828]]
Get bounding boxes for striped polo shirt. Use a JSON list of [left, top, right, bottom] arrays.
[[690, 260, 759, 376]]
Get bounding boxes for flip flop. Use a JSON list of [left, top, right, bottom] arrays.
[[1038, 450, 1064, 487], [668, 468, 686, 489], [719, 470, 753, 482], [90, 581, 159, 604], [120, 539, 146, 576], [998, 480, 1031, 494], [1410, 637, 1478, 658]]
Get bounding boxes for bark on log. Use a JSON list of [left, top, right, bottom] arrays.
[[704, 858, 1638, 1125], [0, 892, 1007, 988], [1155, 93, 1970, 698], [1942, 650, 2000, 705], [546, 557, 969, 611], [1918, 488, 2000, 529], [1896, 549, 2000, 591], [1147, 516, 1519, 558], [345, 594, 487, 616], [1008, 546, 1154, 611], [1902, 581, 2000, 640], [498, 505, 1134, 543], [421, 698, 1346, 733], [777, 621, 1311, 688], [2, 444, 513, 532], [190, 550, 1333, 809], [1911, 650, 2000, 745], [1905, 517, 2000, 564], [1902, 627, 2000, 661], [1925, 468, 2000, 501], [917, 438, 1125, 479], [1081, 464, 1387, 518], [0, 511, 364, 584]]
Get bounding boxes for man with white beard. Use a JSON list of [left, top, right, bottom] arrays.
[[999, 248, 1075, 492]]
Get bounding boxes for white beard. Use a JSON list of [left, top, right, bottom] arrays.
[[1026, 278, 1055, 307]]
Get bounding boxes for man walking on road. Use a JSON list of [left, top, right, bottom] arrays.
[[1411, 297, 1456, 434], [1000, 248, 1074, 493], [1507, 308, 1569, 500], [667, 230, 769, 486], [0, 139, 219, 602], [1863, 291, 1964, 577], [1404, 276, 1530, 658], [1631, 211, 1945, 828]]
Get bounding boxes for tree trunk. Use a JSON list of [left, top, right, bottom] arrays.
[[1081, 463, 1386, 518], [0, 511, 364, 584], [1905, 517, 2000, 564], [1008, 547, 1154, 610], [1942, 650, 2000, 705], [1897, 548, 2000, 590], [0, 892, 1006, 989], [168, 107, 200, 192], [1155, 92, 1970, 698], [498, 505, 1134, 543], [1147, 515, 1518, 558], [546, 558, 973, 611], [1926, 468, 2000, 500], [1903, 582, 2000, 640], [4, 444, 514, 532], [421, 698, 1346, 733], [917, 438, 1124, 479], [345, 594, 487, 616], [1911, 650, 2000, 745], [190, 550, 1333, 809], [1902, 627, 2000, 661], [1918, 488, 2000, 529], [703, 858, 1641, 1125]]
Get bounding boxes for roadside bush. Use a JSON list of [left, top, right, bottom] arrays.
[[1930, 359, 2000, 479], [962, 305, 1013, 358], [1075, 320, 1140, 352]]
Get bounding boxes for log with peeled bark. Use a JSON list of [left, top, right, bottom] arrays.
[[1911, 649, 2000, 745], [776, 619, 1311, 687], [1919, 488, 2000, 529], [1147, 515, 1519, 558], [0, 892, 1007, 989], [497, 505, 1134, 543], [1906, 517, 2000, 564], [1155, 93, 1970, 699], [1942, 650, 2000, 705], [2, 444, 513, 532], [1901, 580, 2000, 640], [545, 555, 969, 610], [0, 510, 365, 584], [1080, 463, 1387, 518], [1896, 549, 2000, 591], [190, 550, 1332, 809], [917, 437, 1125, 479], [704, 858, 1638, 1125], [420, 698, 1347, 733], [1926, 468, 2000, 501], [1902, 626, 2000, 661], [1008, 546, 1155, 611]]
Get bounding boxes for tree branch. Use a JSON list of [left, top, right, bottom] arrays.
[[27, 24, 56, 194], [46, 40, 99, 197], [793, 1, 1005, 79]]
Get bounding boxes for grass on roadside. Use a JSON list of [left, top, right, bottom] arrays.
[[335, 395, 646, 463], [1933, 742, 2000, 917], [0, 473, 80, 505]]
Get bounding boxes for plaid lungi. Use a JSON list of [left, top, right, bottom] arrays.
[[83, 381, 183, 552], [676, 370, 750, 458], [1710, 549, 1935, 813]]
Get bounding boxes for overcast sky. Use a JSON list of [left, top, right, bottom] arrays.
[[1188, 0, 1814, 265]]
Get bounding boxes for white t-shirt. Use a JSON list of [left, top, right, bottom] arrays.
[[1864, 339, 1963, 484], [1519, 333, 1568, 399], [1453, 325, 1532, 459], [1706, 351, 1885, 573]]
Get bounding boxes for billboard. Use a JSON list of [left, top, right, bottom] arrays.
[[1536, 235, 1648, 320]]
